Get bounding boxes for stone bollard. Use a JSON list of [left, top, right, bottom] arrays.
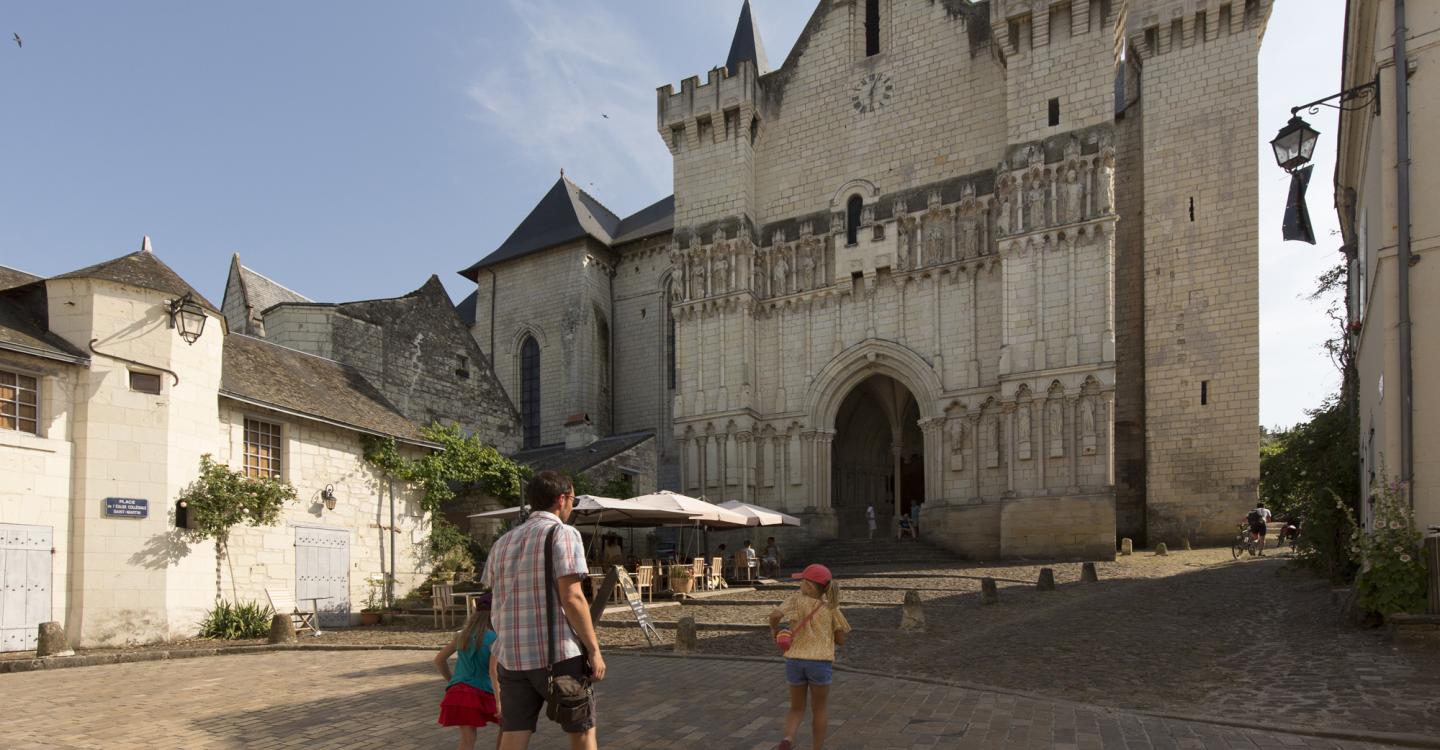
[[36, 622, 74, 658], [900, 590, 926, 631], [1120, 538, 1134, 556], [268, 613, 297, 644], [981, 577, 999, 605], [1081, 562, 1099, 583], [1155, 542, 1169, 557], [674, 616, 698, 654], [1037, 568, 1056, 591]]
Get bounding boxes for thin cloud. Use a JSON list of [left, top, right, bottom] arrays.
[[466, 0, 673, 205]]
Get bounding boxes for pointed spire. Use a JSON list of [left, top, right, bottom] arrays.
[[140, 235, 153, 253], [725, 0, 770, 76]]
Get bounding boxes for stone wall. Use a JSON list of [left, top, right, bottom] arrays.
[[1133, 0, 1267, 544], [611, 235, 679, 488]]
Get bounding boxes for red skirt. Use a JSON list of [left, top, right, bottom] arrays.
[[439, 683, 500, 728]]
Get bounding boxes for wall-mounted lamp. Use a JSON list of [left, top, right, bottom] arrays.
[[322, 484, 337, 511], [167, 292, 208, 345]]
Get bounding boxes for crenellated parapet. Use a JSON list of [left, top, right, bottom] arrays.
[[988, 0, 1122, 60], [656, 60, 764, 153], [1124, 0, 1272, 60]]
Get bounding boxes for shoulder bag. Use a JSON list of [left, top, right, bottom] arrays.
[[544, 524, 594, 726], [775, 599, 825, 653]]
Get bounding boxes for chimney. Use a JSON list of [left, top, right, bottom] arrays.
[[564, 413, 598, 450]]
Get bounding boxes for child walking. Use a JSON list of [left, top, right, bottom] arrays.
[[434, 594, 503, 750], [768, 564, 851, 750]]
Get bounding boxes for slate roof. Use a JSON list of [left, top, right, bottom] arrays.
[[52, 251, 218, 312], [726, 0, 770, 76], [456, 290, 478, 326], [512, 431, 655, 476], [221, 333, 431, 444], [611, 195, 676, 246], [233, 256, 312, 313], [0, 294, 88, 364], [0, 265, 40, 292], [460, 177, 624, 280]]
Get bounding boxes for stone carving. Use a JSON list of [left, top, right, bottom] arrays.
[[714, 249, 730, 294], [1025, 144, 1044, 168], [1064, 136, 1081, 164], [1098, 147, 1116, 214], [772, 248, 789, 296], [984, 414, 1000, 468], [923, 213, 946, 266], [693, 253, 708, 299], [1048, 399, 1064, 458], [752, 252, 766, 297], [673, 253, 688, 302], [1026, 176, 1047, 231], [797, 247, 815, 292], [1081, 397, 1097, 455], [1017, 404, 1032, 460], [897, 222, 913, 270], [1062, 167, 1083, 224], [948, 418, 965, 472], [996, 190, 1012, 237]]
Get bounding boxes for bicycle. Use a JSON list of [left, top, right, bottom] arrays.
[[1231, 524, 1262, 559]]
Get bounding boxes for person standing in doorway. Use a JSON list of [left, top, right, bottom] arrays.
[[481, 470, 606, 750], [911, 501, 922, 537], [865, 504, 877, 541]]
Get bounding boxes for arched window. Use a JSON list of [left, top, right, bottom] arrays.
[[846, 195, 864, 246], [520, 336, 541, 449], [865, 0, 881, 57]]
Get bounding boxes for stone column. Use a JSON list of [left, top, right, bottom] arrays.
[[1034, 243, 1045, 370], [737, 431, 753, 503], [717, 431, 730, 502], [1067, 235, 1079, 365], [677, 436, 692, 491], [816, 431, 835, 510], [1004, 404, 1016, 494], [919, 417, 944, 503], [968, 414, 982, 500], [1067, 397, 1080, 494], [1103, 392, 1115, 487], [891, 443, 904, 523]]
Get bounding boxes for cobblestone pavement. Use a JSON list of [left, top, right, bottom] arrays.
[[0, 649, 1399, 749]]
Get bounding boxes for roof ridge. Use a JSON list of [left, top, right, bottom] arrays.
[[239, 263, 313, 303]]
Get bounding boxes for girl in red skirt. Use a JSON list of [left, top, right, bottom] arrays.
[[434, 593, 503, 749]]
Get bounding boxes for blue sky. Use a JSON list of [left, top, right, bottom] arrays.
[[1, 1, 1342, 428]]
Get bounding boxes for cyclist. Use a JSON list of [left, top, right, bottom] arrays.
[[1245, 502, 1272, 556]]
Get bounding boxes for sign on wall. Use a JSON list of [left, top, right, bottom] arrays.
[[103, 498, 148, 518]]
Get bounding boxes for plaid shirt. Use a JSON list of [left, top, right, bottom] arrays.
[[481, 511, 588, 671]]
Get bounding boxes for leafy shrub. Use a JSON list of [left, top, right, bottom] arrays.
[[199, 600, 275, 640], [1350, 478, 1428, 616]]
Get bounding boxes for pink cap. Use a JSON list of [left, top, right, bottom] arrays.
[[791, 563, 833, 586]]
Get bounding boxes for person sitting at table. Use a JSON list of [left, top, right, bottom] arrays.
[[762, 537, 782, 578], [738, 540, 759, 581], [602, 535, 623, 566]]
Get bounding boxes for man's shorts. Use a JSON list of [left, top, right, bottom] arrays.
[[785, 658, 834, 686], [1250, 523, 1267, 536], [497, 655, 596, 733]]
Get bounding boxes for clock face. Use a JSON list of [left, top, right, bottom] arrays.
[[851, 72, 893, 114]]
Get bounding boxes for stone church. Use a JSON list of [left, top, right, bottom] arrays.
[[460, 0, 1270, 558]]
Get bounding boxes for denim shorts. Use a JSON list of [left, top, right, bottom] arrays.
[[785, 658, 834, 686]]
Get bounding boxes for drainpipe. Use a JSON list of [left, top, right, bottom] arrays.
[[389, 479, 396, 607], [1394, 0, 1414, 505], [487, 268, 498, 359]]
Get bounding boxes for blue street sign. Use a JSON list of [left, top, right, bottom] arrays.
[[104, 497, 148, 518]]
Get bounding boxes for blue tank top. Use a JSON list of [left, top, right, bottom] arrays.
[[448, 629, 498, 693]]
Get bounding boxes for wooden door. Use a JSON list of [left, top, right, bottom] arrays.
[[295, 527, 349, 627], [0, 524, 53, 653]]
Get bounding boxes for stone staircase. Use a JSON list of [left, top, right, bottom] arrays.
[[788, 536, 966, 573]]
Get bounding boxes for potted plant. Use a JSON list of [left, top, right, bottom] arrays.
[[668, 564, 695, 596], [360, 576, 384, 625]]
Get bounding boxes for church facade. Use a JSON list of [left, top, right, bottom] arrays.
[[462, 0, 1270, 558]]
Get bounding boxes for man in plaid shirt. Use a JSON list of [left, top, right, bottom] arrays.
[[482, 470, 606, 748]]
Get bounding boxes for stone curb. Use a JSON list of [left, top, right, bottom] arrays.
[[5, 644, 1438, 749]]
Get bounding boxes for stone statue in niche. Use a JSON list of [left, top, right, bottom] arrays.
[[948, 418, 965, 471], [831, 211, 845, 235], [1063, 136, 1081, 164], [924, 215, 945, 267], [1026, 144, 1044, 169], [1027, 176, 1047, 231], [1062, 167, 1083, 224], [714, 249, 730, 294], [1017, 404, 1032, 460], [995, 191, 1011, 237], [693, 253, 708, 299], [1048, 399, 1065, 458], [752, 253, 767, 297], [772, 248, 789, 296], [674, 254, 688, 302], [797, 246, 815, 292], [1081, 397, 1097, 455], [1098, 148, 1116, 215], [984, 415, 1000, 468], [897, 222, 912, 270]]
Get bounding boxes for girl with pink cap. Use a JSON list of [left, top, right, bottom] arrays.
[[768, 563, 851, 750]]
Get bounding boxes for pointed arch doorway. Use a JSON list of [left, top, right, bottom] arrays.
[[831, 374, 924, 538]]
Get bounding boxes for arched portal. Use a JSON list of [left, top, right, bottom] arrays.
[[830, 374, 923, 538]]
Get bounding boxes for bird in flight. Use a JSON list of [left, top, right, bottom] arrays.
[[601, 113, 609, 119], [12, 33, 21, 48]]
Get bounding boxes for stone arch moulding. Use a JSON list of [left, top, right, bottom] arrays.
[[510, 323, 547, 351], [830, 178, 881, 210], [805, 338, 945, 429]]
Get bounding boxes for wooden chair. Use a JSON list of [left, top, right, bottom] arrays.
[[691, 558, 707, 591], [266, 586, 316, 635], [432, 583, 461, 629], [732, 551, 757, 583], [634, 565, 654, 602], [709, 556, 728, 589]]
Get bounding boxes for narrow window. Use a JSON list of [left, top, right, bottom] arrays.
[[456, 354, 471, 380], [1189, 197, 1196, 222], [670, 124, 685, 151], [520, 336, 541, 449], [666, 283, 677, 391], [1048, 98, 1060, 127], [243, 418, 284, 479], [846, 195, 864, 246], [1200, 381, 1209, 406], [0, 369, 38, 435], [129, 371, 162, 394], [865, 0, 881, 56], [749, 116, 759, 145]]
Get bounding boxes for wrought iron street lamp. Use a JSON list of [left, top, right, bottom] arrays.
[[1270, 115, 1320, 173], [167, 292, 208, 345]]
